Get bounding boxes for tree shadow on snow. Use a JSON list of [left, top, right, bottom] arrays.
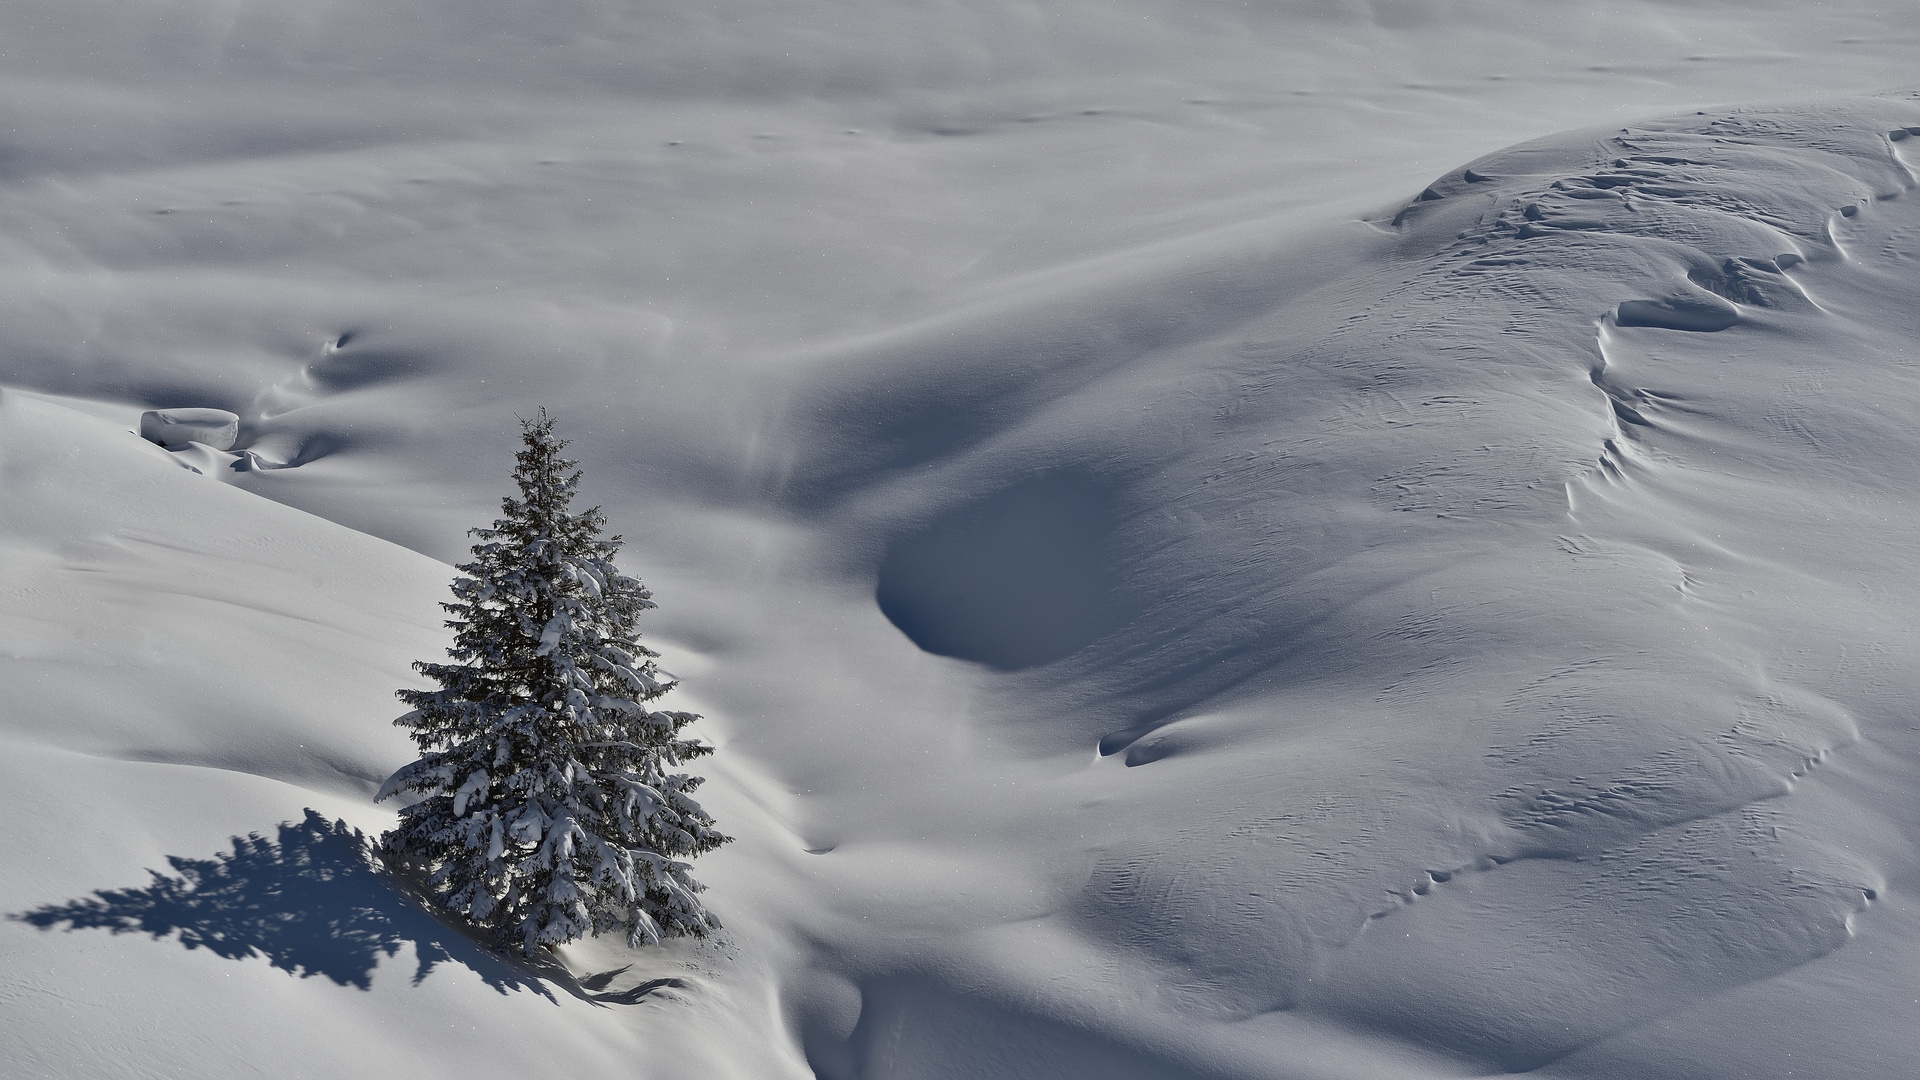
[[11, 809, 558, 998]]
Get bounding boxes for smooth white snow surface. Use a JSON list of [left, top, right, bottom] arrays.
[[7, 3, 1920, 1078]]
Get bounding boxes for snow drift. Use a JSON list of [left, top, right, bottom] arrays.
[[773, 95, 1920, 1079], [7, 2, 1920, 1078]]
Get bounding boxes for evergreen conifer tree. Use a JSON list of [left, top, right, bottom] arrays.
[[377, 411, 727, 955]]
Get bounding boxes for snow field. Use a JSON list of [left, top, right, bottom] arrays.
[[9, 2, 1920, 1078]]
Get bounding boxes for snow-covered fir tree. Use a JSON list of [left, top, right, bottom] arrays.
[[377, 410, 728, 955]]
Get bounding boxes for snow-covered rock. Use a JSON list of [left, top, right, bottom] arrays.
[[139, 408, 240, 451]]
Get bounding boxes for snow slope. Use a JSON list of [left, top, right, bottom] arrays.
[[7, 2, 1920, 1078], [0, 392, 795, 1078]]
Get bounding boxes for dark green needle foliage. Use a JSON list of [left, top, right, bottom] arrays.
[[378, 411, 727, 955]]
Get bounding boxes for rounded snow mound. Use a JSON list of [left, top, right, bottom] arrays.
[[140, 408, 240, 451]]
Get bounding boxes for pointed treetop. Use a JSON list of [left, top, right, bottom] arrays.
[[377, 409, 727, 955]]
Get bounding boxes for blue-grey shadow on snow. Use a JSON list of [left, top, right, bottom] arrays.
[[12, 809, 551, 999], [876, 472, 1141, 671]]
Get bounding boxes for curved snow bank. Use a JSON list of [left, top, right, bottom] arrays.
[[139, 407, 239, 450], [771, 96, 1920, 1078], [1613, 297, 1740, 331]]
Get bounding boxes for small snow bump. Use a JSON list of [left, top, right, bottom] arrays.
[[1616, 299, 1739, 333]]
